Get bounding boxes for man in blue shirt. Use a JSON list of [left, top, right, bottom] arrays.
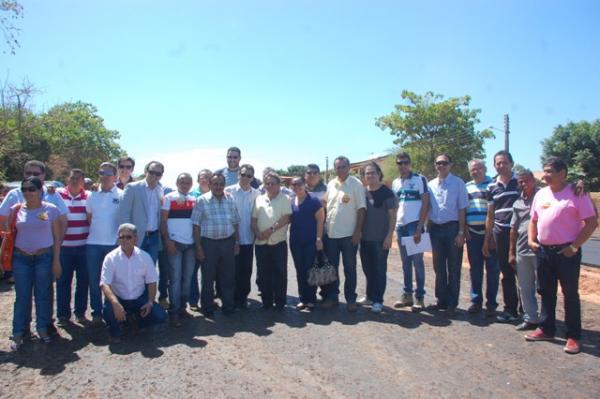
[[465, 159, 499, 315], [428, 153, 469, 316]]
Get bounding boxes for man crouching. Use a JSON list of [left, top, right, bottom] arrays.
[[100, 223, 167, 342]]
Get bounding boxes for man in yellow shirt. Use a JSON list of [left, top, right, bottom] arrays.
[[322, 156, 366, 311]]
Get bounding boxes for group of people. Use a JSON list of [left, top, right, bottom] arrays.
[[0, 146, 596, 355]]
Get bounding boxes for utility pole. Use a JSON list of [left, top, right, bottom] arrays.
[[504, 113, 510, 152]]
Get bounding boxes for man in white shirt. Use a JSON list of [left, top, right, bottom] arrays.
[[100, 223, 167, 342], [321, 156, 366, 311], [86, 162, 122, 327], [225, 164, 260, 309]]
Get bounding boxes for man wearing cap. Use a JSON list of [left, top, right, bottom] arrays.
[[86, 162, 122, 327]]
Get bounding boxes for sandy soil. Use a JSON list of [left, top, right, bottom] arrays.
[[0, 250, 598, 399]]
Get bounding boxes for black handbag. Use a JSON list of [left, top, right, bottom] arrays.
[[307, 250, 338, 287]]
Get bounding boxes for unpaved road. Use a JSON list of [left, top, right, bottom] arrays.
[[0, 249, 598, 399]]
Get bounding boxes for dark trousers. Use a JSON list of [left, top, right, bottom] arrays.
[[200, 236, 235, 312], [255, 242, 288, 308], [321, 235, 358, 304], [189, 261, 201, 306], [290, 240, 317, 304], [430, 222, 463, 309], [359, 240, 388, 304], [495, 229, 519, 315], [57, 245, 89, 319], [102, 293, 167, 338], [234, 244, 254, 307], [537, 246, 582, 339], [466, 232, 500, 309], [157, 249, 170, 300]]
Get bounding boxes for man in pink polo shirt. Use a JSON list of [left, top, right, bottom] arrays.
[[525, 157, 597, 354]]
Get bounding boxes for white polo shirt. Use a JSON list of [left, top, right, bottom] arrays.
[[324, 175, 367, 239], [100, 246, 158, 300], [86, 186, 123, 245]]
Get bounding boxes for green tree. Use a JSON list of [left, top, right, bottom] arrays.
[[38, 102, 125, 180], [541, 120, 600, 191], [376, 90, 494, 179]]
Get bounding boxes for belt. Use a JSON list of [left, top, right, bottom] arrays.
[[145, 230, 159, 236], [541, 243, 571, 251], [203, 235, 235, 242], [15, 247, 52, 257], [429, 221, 458, 227]]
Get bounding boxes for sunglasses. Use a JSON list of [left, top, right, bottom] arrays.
[[118, 164, 133, 170], [147, 170, 163, 177], [240, 173, 253, 179], [119, 235, 133, 240], [396, 160, 410, 165], [24, 171, 42, 177], [435, 161, 450, 166], [21, 186, 38, 192], [99, 170, 115, 176]]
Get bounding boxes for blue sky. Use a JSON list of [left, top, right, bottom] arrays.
[[3, 1, 599, 184]]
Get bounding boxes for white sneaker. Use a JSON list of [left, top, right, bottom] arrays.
[[357, 296, 373, 306], [371, 303, 383, 313]]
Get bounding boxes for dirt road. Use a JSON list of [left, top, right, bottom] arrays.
[[1, 250, 598, 398]]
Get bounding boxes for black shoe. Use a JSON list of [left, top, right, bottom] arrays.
[[467, 303, 482, 313], [515, 321, 538, 331], [428, 302, 448, 311], [202, 309, 215, 318], [47, 322, 59, 336], [485, 306, 498, 317], [496, 312, 519, 323], [446, 307, 457, 317]]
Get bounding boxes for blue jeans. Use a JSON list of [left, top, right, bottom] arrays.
[[167, 242, 196, 314], [397, 222, 426, 300], [466, 232, 499, 309], [359, 240, 388, 304], [322, 235, 358, 304], [189, 261, 201, 306], [57, 245, 89, 319], [430, 222, 463, 309], [142, 231, 168, 299], [12, 251, 53, 336], [86, 244, 116, 317], [290, 240, 317, 304], [102, 293, 167, 337]]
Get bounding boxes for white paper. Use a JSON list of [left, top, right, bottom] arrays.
[[401, 233, 432, 256]]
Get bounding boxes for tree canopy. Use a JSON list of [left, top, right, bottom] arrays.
[[1, 0, 23, 54], [376, 90, 494, 179], [541, 119, 600, 191], [0, 80, 126, 181]]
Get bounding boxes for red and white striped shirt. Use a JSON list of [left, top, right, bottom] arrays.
[[58, 188, 90, 247]]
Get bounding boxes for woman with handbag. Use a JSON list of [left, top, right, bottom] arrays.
[[10, 177, 62, 350], [358, 162, 398, 313], [289, 176, 324, 310]]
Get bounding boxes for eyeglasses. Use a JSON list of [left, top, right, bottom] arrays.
[[147, 170, 163, 177], [240, 173, 253, 179], [21, 186, 37, 192], [99, 170, 115, 176], [24, 171, 42, 177], [396, 160, 410, 165], [435, 161, 450, 166], [118, 164, 133, 170], [118, 235, 133, 240]]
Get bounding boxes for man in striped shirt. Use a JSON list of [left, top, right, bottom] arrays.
[[57, 168, 90, 325], [483, 151, 520, 322], [465, 159, 499, 315]]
